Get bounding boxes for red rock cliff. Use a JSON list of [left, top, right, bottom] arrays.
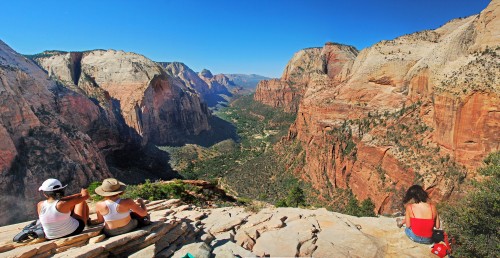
[[254, 44, 358, 113], [0, 41, 114, 225], [278, 1, 499, 213]]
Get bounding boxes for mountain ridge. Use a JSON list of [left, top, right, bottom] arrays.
[[254, 0, 499, 213]]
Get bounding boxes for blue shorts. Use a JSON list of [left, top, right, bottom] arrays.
[[405, 227, 433, 244]]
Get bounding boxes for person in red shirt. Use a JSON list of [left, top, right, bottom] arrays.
[[397, 185, 440, 244]]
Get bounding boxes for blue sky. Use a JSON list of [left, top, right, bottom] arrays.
[[0, 0, 490, 78]]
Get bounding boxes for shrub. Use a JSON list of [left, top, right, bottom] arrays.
[[286, 185, 306, 207], [87, 181, 103, 201], [124, 180, 191, 201], [440, 151, 499, 257], [343, 191, 376, 217], [275, 199, 288, 207]]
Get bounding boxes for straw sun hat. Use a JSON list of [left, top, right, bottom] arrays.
[[95, 178, 127, 196]]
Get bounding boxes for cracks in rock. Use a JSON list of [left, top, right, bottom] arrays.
[[69, 52, 83, 86]]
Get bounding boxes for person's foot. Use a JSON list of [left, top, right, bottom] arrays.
[[396, 218, 404, 228]]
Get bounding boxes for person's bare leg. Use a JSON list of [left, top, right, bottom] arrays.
[[72, 201, 90, 225]]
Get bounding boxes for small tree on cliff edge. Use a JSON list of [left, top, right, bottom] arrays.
[[287, 185, 306, 207]]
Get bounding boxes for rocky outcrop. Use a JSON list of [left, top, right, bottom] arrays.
[[254, 43, 358, 113], [35, 51, 211, 146], [262, 1, 499, 213], [0, 41, 115, 226], [161, 63, 232, 107], [0, 199, 433, 258]]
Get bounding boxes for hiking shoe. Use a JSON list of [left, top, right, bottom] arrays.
[[396, 218, 404, 228]]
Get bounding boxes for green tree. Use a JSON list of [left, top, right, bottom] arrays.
[[286, 186, 306, 207], [344, 194, 361, 216], [440, 151, 499, 257], [359, 198, 376, 217]]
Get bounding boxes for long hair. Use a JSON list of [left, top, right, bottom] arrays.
[[403, 185, 428, 204], [43, 189, 65, 200]]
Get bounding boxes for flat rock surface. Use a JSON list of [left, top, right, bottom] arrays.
[[0, 200, 434, 257]]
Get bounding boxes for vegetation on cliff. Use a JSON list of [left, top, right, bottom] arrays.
[[440, 151, 499, 257]]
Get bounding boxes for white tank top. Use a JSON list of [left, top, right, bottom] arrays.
[[103, 199, 130, 221], [39, 200, 79, 239]]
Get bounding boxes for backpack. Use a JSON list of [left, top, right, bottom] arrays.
[[431, 231, 453, 258], [13, 220, 45, 242]]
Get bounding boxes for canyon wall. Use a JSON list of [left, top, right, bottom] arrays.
[[257, 0, 500, 213], [35, 51, 211, 146], [0, 43, 222, 225], [254, 43, 358, 113], [0, 41, 115, 225]]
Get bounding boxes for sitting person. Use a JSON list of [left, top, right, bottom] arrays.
[[94, 178, 149, 237], [397, 185, 440, 244], [38, 178, 90, 239]]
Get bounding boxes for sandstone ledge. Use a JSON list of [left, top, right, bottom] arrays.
[[0, 199, 434, 258]]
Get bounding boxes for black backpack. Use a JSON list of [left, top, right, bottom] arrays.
[[13, 220, 45, 242]]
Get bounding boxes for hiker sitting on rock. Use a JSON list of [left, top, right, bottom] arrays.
[[397, 185, 440, 244], [95, 178, 149, 237], [38, 178, 90, 239]]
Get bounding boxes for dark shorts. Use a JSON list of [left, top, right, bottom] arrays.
[[102, 219, 138, 237], [62, 219, 85, 238]]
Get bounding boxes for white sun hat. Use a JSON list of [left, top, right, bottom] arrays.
[[38, 178, 68, 191]]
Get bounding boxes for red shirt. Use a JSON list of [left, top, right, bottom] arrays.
[[409, 204, 435, 238]]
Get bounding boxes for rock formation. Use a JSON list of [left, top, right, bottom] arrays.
[[255, 0, 500, 213], [254, 43, 358, 112], [0, 199, 433, 258], [34, 51, 211, 146], [0, 41, 115, 225], [161, 63, 231, 107]]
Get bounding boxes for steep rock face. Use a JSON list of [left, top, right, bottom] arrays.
[[36, 51, 211, 145], [254, 79, 304, 113], [279, 1, 499, 213], [254, 43, 358, 113], [160, 62, 213, 98], [0, 41, 113, 225], [161, 63, 232, 107], [197, 69, 232, 98]]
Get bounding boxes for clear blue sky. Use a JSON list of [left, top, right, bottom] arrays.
[[0, 0, 490, 78]]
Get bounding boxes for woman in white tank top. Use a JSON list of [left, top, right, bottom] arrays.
[[37, 178, 90, 239], [94, 178, 148, 237]]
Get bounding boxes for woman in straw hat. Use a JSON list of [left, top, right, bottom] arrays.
[[37, 178, 90, 239], [94, 178, 148, 236]]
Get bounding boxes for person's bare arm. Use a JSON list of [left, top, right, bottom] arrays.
[[123, 199, 148, 217], [57, 189, 89, 213], [405, 204, 412, 228], [434, 205, 441, 229], [59, 192, 82, 201], [37, 201, 43, 215], [95, 202, 105, 223]]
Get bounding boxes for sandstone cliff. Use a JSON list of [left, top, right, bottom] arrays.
[[257, 0, 500, 213], [161, 63, 231, 108], [0, 41, 115, 225], [254, 43, 358, 112], [35, 51, 211, 146]]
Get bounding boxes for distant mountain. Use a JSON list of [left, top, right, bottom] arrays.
[[222, 74, 271, 90]]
